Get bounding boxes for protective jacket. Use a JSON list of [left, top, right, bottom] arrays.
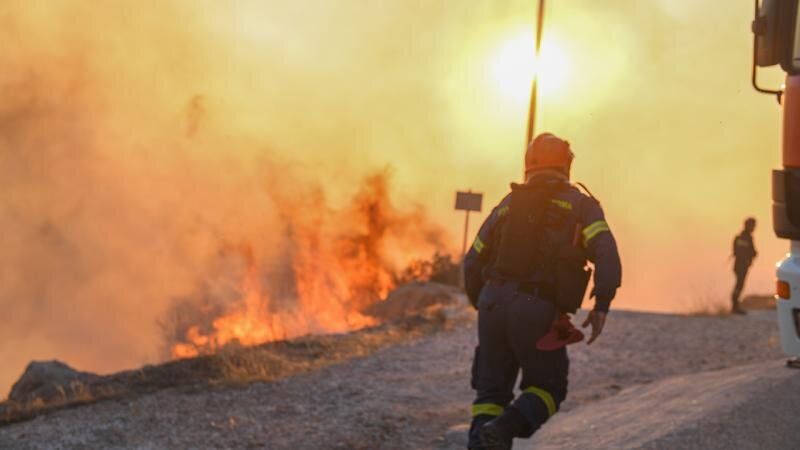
[[465, 173, 622, 449], [463, 173, 622, 312]]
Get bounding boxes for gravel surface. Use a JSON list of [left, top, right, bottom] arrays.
[[525, 359, 800, 450], [0, 309, 786, 449]]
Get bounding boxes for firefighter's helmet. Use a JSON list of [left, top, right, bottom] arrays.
[[525, 132, 574, 175]]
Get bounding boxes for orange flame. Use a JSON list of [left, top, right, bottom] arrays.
[[167, 171, 439, 358]]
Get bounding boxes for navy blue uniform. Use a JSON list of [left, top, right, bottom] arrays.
[[464, 174, 622, 447]]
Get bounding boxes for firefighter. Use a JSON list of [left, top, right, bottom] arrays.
[[731, 217, 757, 315], [464, 133, 622, 450]]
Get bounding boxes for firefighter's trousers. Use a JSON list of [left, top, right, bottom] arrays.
[[468, 281, 569, 447]]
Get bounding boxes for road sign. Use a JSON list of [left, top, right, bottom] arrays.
[[455, 190, 484, 268], [455, 191, 483, 212]]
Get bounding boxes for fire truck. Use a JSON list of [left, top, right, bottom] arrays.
[[752, 0, 800, 365]]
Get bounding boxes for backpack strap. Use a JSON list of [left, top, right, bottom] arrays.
[[574, 182, 598, 202]]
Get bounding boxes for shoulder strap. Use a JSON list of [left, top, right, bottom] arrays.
[[574, 182, 597, 201]]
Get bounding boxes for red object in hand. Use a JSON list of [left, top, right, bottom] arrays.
[[536, 314, 584, 351]]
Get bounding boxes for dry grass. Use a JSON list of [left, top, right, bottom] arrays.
[[210, 319, 430, 385], [0, 314, 449, 426], [686, 294, 731, 317], [740, 294, 776, 310], [685, 293, 777, 316]]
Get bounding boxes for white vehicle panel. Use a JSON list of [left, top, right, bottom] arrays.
[[776, 242, 800, 357]]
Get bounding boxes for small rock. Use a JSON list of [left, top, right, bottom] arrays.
[[8, 360, 99, 404]]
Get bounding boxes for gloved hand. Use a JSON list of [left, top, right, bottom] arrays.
[[581, 310, 607, 345]]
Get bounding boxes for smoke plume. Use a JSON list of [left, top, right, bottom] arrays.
[[0, 0, 457, 396], [0, 0, 790, 397]]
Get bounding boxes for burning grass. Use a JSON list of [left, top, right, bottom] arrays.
[[0, 308, 457, 426], [0, 164, 467, 427], [160, 170, 450, 360]]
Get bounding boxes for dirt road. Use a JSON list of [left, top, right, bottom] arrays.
[[525, 360, 800, 450], [0, 309, 786, 449]]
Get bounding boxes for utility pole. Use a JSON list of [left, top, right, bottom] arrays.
[[526, 0, 546, 146]]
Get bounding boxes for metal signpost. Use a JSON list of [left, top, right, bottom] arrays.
[[455, 190, 484, 259]]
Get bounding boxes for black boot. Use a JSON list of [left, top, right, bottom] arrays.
[[479, 407, 527, 450]]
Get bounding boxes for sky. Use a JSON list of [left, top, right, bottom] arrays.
[[0, 0, 791, 395]]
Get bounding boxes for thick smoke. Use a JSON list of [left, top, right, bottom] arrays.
[[0, 0, 789, 397], [0, 0, 462, 396]]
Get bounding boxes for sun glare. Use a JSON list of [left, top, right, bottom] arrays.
[[489, 31, 571, 106]]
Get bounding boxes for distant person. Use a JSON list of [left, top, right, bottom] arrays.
[[731, 217, 758, 315], [463, 133, 622, 450]]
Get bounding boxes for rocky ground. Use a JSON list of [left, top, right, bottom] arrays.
[[0, 303, 789, 449]]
